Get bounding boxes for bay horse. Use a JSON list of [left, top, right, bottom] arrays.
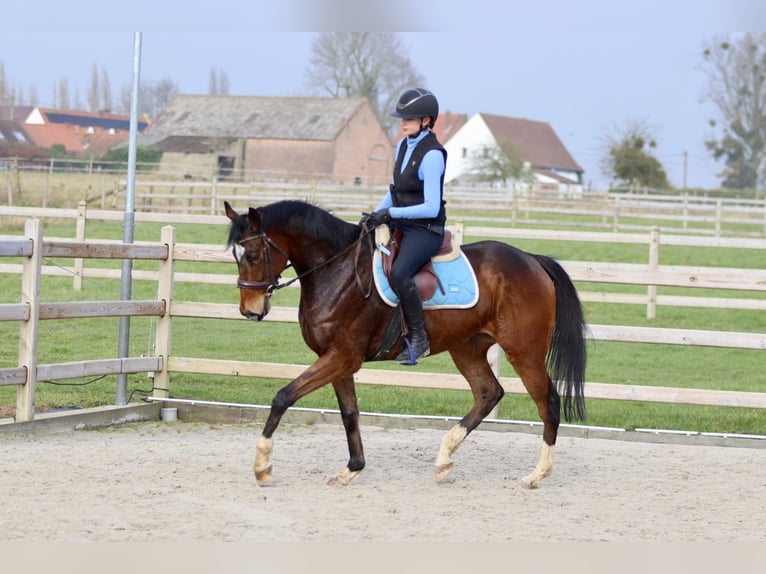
[[224, 199, 587, 489]]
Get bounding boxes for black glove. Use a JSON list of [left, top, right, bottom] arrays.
[[367, 208, 391, 226]]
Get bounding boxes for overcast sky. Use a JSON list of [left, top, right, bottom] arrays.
[[2, 0, 764, 190]]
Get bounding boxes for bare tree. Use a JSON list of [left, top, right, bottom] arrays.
[[701, 33, 766, 190], [219, 69, 230, 95], [101, 67, 112, 112], [88, 63, 99, 111], [208, 67, 230, 95], [306, 32, 424, 136], [0, 61, 7, 105], [58, 76, 71, 110], [140, 77, 180, 118], [208, 67, 218, 95]]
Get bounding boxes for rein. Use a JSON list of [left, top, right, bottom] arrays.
[[236, 224, 375, 296]]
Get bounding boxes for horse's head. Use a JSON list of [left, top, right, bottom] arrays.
[[224, 201, 290, 321]]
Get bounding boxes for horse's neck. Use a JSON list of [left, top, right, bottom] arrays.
[[289, 238, 358, 290]]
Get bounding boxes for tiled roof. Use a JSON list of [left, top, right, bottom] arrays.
[[432, 111, 468, 144], [141, 94, 368, 145], [481, 113, 583, 173]]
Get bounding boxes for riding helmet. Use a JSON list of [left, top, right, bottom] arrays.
[[391, 88, 439, 128]]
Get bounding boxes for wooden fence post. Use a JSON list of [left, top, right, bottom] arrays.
[[715, 199, 723, 237], [74, 201, 87, 292], [646, 226, 660, 319], [152, 225, 176, 399], [210, 177, 218, 215], [16, 219, 43, 422]]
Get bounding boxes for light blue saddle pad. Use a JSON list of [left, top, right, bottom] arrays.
[[372, 248, 479, 309]]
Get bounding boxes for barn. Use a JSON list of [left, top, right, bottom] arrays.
[[139, 94, 394, 185]]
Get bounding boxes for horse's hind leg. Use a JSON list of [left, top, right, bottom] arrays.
[[327, 375, 366, 486], [437, 337, 505, 481], [510, 355, 561, 489]]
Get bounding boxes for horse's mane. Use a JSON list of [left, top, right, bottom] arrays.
[[227, 200, 359, 251]]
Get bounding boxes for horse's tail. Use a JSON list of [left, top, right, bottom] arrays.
[[533, 254, 588, 422]]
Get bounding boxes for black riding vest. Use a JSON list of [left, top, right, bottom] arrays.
[[390, 132, 447, 227]]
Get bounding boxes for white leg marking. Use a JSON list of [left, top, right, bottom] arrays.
[[327, 467, 362, 486], [435, 424, 467, 481], [520, 443, 555, 490], [254, 436, 273, 485]]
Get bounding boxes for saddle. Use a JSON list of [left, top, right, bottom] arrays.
[[375, 225, 459, 301]]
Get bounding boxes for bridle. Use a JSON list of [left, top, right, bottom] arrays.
[[234, 224, 376, 296], [235, 232, 290, 293]]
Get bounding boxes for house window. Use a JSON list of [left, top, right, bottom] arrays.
[[218, 156, 235, 179], [12, 130, 26, 142]]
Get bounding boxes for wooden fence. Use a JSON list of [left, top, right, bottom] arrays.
[[95, 180, 766, 238], [1, 218, 765, 424], [2, 202, 766, 319]]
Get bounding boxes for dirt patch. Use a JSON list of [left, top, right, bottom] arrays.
[[1, 421, 764, 542]]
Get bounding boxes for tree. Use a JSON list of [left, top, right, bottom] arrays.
[[0, 61, 7, 105], [306, 32, 424, 136], [101, 67, 112, 112], [208, 67, 230, 95], [88, 63, 100, 111], [468, 143, 536, 188], [701, 33, 766, 190], [58, 76, 71, 110], [602, 120, 669, 189], [118, 77, 179, 118]]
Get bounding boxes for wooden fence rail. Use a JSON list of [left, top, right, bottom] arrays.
[[3, 203, 766, 320], [1, 219, 765, 424]]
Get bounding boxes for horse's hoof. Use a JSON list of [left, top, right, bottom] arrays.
[[518, 476, 538, 490], [435, 462, 453, 482], [327, 468, 361, 486], [254, 465, 272, 485]]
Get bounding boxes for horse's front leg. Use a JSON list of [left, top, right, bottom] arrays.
[[327, 375, 365, 486], [254, 353, 356, 486]]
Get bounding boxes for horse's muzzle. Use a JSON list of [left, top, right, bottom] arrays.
[[241, 309, 266, 322]]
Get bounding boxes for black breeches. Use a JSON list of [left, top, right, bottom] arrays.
[[390, 226, 444, 293]]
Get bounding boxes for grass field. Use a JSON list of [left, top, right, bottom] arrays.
[[1, 186, 765, 434]]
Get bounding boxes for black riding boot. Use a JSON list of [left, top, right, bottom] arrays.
[[395, 278, 430, 365]]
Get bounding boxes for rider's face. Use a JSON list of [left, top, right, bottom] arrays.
[[400, 116, 430, 137]]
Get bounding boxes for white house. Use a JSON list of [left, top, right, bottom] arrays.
[[442, 112, 584, 194]]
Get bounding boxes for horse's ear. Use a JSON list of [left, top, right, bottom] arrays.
[[247, 207, 262, 231], [224, 201, 237, 221]]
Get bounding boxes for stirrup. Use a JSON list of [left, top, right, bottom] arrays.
[[396, 337, 430, 366]]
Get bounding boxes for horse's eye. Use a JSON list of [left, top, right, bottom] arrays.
[[233, 244, 245, 262], [247, 249, 261, 263]]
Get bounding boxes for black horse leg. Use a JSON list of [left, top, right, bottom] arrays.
[[327, 375, 366, 485], [253, 353, 358, 485], [436, 337, 504, 480]]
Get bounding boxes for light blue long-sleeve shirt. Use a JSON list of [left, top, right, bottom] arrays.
[[375, 130, 445, 219]]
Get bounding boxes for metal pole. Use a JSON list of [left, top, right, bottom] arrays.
[[116, 32, 142, 405]]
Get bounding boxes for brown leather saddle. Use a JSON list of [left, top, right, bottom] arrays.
[[379, 227, 455, 301]]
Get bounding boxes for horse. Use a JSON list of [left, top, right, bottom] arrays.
[[224, 199, 588, 489]]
